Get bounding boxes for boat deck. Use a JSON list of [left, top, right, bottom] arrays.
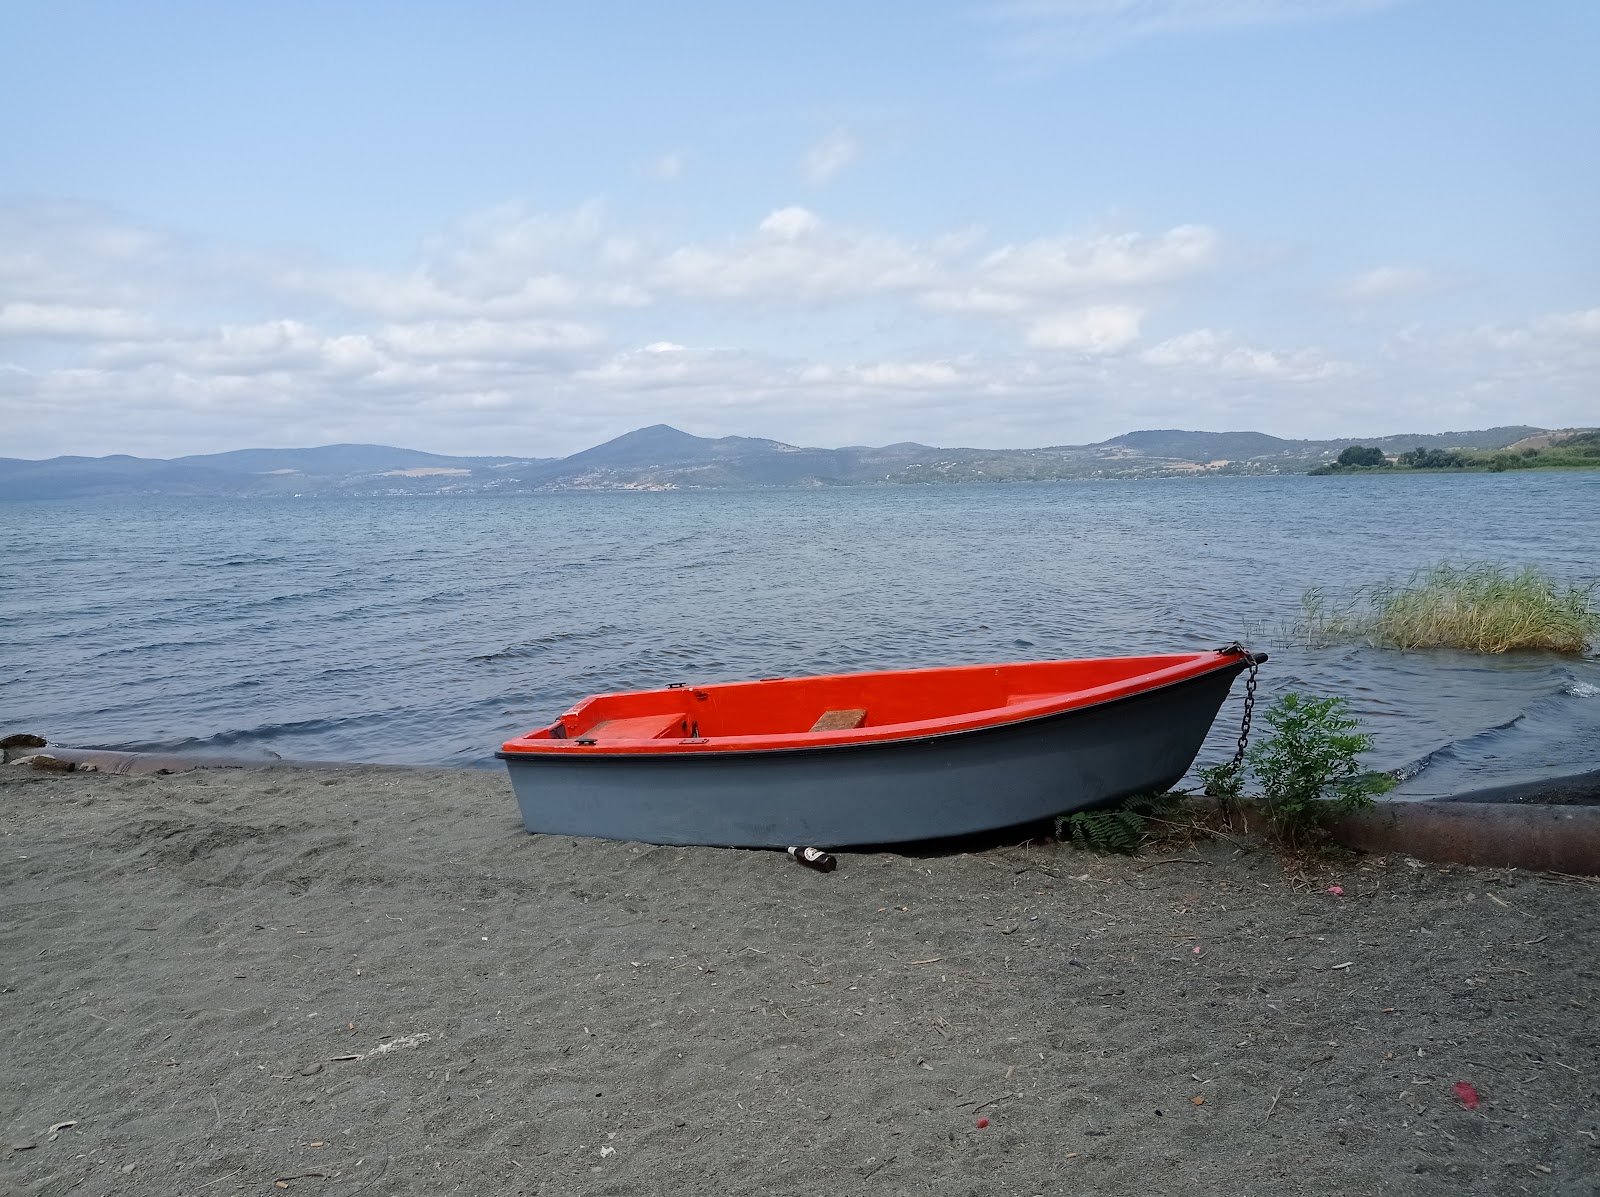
[[502, 652, 1240, 756]]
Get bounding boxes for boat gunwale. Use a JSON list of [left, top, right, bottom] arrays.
[[498, 650, 1252, 762]]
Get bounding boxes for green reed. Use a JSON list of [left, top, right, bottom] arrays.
[[1293, 563, 1600, 655]]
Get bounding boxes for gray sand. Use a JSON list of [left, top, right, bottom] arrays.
[[3, 764, 1597, 1195]]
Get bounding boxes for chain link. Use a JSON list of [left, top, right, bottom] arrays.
[[1218, 642, 1259, 775]]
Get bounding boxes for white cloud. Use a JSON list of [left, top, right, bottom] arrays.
[[377, 318, 604, 360], [1143, 327, 1348, 381], [654, 209, 935, 302], [977, 224, 1219, 294], [1502, 307, 1600, 348], [575, 343, 766, 390], [302, 267, 586, 319], [2, 197, 1589, 457], [1026, 305, 1144, 353], [0, 302, 156, 340], [652, 213, 1214, 313], [274, 201, 655, 320], [758, 206, 823, 240], [802, 131, 860, 185], [802, 359, 969, 387], [1334, 264, 1441, 302], [1451, 308, 1600, 365], [919, 287, 1032, 314], [646, 151, 686, 181], [1541, 308, 1600, 340], [0, 200, 178, 307], [990, 0, 1405, 61]]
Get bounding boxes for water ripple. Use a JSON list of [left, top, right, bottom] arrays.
[[1, 476, 1596, 777]]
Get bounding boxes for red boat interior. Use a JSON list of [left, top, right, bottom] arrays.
[[501, 650, 1243, 755]]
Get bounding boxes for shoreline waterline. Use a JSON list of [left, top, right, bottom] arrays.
[[13, 741, 1599, 804]]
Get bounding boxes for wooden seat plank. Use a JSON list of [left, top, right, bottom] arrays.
[[585, 714, 686, 741], [810, 709, 867, 732]]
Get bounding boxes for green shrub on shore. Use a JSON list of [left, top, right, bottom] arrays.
[[1246, 693, 1393, 845], [1060, 691, 1392, 855], [1396, 447, 1466, 469], [1311, 430, 1600, 474], [1337, 445, 1388, 468], [1294, 562, 1600, 654]]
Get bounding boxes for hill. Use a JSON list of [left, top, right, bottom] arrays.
[[0, 425, 1573, 499]]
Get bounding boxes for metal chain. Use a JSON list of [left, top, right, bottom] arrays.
[[1218, 642, 1259, 774]]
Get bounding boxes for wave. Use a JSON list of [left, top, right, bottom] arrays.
[[1389, 685, 1600, 799], [112, 711, 403, 759], [470, 623, 623, 663]]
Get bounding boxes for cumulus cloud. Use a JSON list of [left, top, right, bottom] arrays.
[[575, 342, 771, 391], [978, 225, 1219, 294], [1334, 264, 1442, 302], [1466, 307, 1600, 353], [1026, 305, 1144, 353], [274, 202, 654, 320], [919, 288, 1032, 314], [0, 199, 179, 307], [759, 206, 823, 240], [1143, 327, 1348, 381], [802, 131, 860, 185], [2, 195, 1589, 457], [801, 359, 969, 387], [1414, 308, 1600, 406], [377, 318, 605, 361], [652, 212, 1216, 313], [654, 208, 935, 302], [0, 302, 156, 340]]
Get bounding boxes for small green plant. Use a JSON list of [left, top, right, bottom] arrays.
[[1056, 792, 1181, 854], [1247, 693, 1394, 844], [1198, 760, 1246, 823]]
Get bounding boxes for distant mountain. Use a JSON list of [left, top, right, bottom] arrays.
[[172, 443, 535, 475], [0, 454, 250, 500], [1094, 430, 1296, 461], [0, 443, 554, 500], [1085, 426, 1549, 464], [0, 424, 1574, 500]]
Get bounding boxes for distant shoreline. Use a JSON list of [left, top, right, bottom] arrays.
[[1312, 463, 1600, 476], [6, 466, 1599, 502], [8, 422, 1591, 500]]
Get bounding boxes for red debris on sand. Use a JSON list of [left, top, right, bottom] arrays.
[[1452, 1081, 1480, 1110], [1327, 885, 1344, 895], [976, 1118, 989, 1128]]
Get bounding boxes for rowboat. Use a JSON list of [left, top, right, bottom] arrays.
[[498, 647, 1263, 848]]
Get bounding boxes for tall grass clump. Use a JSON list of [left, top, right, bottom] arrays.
[[1294, 562, 1600, 654]]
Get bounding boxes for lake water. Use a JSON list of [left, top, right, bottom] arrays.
[[3, 473, 1597, 797]]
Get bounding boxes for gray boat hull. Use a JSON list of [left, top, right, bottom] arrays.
[[498, 661, 1247, 848]]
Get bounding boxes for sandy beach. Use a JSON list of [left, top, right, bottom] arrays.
[[4, 763, 1597, 1196]]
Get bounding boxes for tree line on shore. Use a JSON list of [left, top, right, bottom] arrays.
[[1311, 430, 1600, 474]]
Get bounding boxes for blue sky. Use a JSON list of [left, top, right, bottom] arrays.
[[2, 0, 1596, 458]]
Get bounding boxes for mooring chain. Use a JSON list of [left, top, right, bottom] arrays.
[[1217, 641, 1259, 775]]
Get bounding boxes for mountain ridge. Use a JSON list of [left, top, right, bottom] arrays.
[[0, 424, 1572, 500]]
